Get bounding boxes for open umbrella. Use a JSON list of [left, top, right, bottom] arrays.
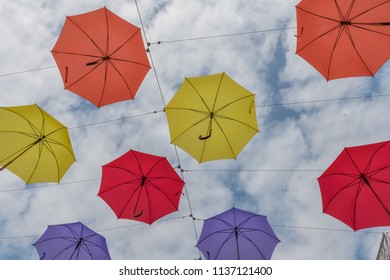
[[164, 72, 259, 163], [196, 207, 280, 260], [318, 140, 390, 231], [0, 104, 76, 184], [33, 222, 111, 260], [98, 149, 185, 224], [296, 0, 390, 80], [52, 7, 151, 107]]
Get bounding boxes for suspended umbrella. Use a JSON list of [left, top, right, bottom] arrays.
[[296, 0, 390, 80], [164, 72, 259, 163], [52, 7, 151, 107], [33, 222, 111, 260], [98, 149, 185, 224], [0, 104, 76, 184], [318, 140, 390, 231], [196, 207, 280, 260]]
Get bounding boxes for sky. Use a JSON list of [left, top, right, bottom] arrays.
[[0, 0, 389, 260]]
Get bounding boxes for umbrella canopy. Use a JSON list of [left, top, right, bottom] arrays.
[[52, 7, 151, 107], [33, 222, 111, 260], [98, 149, 185, 224], [318, 140, 390, 231], [196, 207, 280, 260], [296, 0, 390, 80], [0, 104, 76, 184], [164, 72, 259, 163]]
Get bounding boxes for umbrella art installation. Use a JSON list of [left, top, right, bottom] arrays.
[[296, 0, 390, 80], [196, 207, 280, 260], [52, 7, 151, 107], [318, 140, 390, 231], [98, 149, 185, 224], [164, 72, 259, 163], [0, 104, 76, 184], [33, 222, 111, 260]]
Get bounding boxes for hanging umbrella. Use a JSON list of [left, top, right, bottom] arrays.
[[296, 0, 390, 80], [318, 140, 390, 231], [98, 149, 185, 224], [33, 222, 111, 260], [196, 207, 280, 260], [164, 72, 259, 163], [52, 7, 151, 107], [0, 104, 76, 184]]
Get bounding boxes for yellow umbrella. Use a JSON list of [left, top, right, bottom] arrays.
[[0, 104, 76, 184], [164, 72, 259, 163]]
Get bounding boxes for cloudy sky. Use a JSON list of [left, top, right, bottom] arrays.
[[0, 0, 389, 260]]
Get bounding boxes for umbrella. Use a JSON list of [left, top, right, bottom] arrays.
[[98, 149, 185, 224], [296, 0, 390, 80], [164, 72, 259, 163], [318, 140, 390, 231], [52, 7, 151, 107], [0, 104, 76, 184], [33, 222, 111, 260], [196, 207, 280, 260]]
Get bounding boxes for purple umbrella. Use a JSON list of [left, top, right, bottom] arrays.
[[196, 207, 280, 260], [33, 222, 111, 260]]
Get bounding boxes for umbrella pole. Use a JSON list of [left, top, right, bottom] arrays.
[[0, 137, 44, 172], [234, 228, 240, 260]]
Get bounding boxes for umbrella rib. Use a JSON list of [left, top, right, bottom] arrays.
[[237, 231, 267, 259], [211, 72, 225, 112], [97, 60, 110, 107], [349, 0, 390, 23], [66, 16, 106, 56], [186, 79, 212, 113], [343, 26, 375, 77], [296, 23, 341, 54], [296, 6, 340, 24], [322, 178, 361, 213], [169, 114, 210, 144], [214, 113, 259, 132]]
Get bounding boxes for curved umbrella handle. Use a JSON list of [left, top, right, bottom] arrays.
[[295, 26, 304, 37], [133, 207, 144, 218], [40, 252, 46, 260], [199, 130, 212, 140]]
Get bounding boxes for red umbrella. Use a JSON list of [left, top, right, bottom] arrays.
[[52, 7, 151, 107], [296, 0, 390, 80], [98, 150, 185, 224], [318, 140, 390, 231]]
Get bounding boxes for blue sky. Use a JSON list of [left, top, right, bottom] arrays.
[[0, 0, 389, 260]]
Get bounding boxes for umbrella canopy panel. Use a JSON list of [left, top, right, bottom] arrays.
[[164, 72, 259, 163], [0, 104, 76, 184], [98, 150, 185, 225], [52, 7, 151, 107], [296, 0, 390, 80], [196, 207, 280, 260], [318, 140, 390, 231], [33, 222, 111, 260]]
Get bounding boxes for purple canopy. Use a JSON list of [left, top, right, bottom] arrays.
[[33, 222, 111, 260], [196, 207, 280, 260]]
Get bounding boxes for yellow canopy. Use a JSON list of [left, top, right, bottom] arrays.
[[0, 104, 76, 184], [164, 72, 259, 163]]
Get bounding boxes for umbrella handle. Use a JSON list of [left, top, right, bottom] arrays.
[[295, 27, 304, 37], [199, 130, 212, 140], [40, 252, 46, 260], [133, 207, 144, 218]]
